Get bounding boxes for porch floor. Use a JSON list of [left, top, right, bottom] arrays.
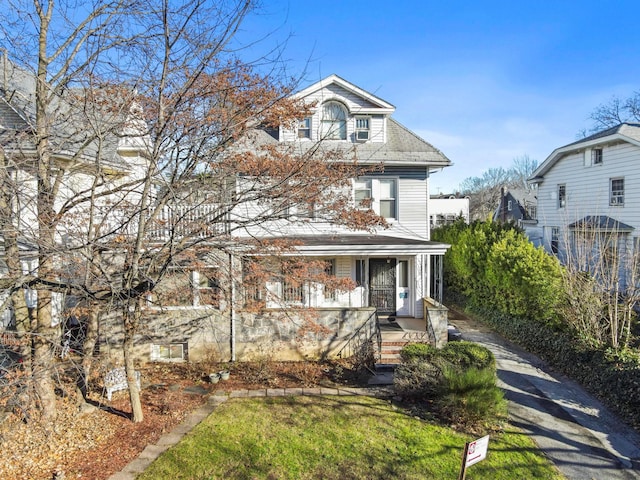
[[378, 316, 426, 332]]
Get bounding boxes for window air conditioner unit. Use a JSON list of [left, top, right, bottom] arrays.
[[356, 130, 369, 141]]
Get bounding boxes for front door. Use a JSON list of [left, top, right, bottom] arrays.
[[369, 259, 396, 315]]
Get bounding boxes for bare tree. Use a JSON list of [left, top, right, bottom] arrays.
[[1, 0, 386, 424], [460, 157, 538, 221], [557, 218, 639, 349], [588, 92, 640, 133]]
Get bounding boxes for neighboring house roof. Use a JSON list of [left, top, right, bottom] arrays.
[[568, 215, 634, 233], [529, 123, 640, 182], [493, 188, 537, 222]]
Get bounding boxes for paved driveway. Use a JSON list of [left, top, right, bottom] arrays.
[[451, 312, 640, 480]]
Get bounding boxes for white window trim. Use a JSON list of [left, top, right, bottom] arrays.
[[353, 177, 399, 220], [610, 177, 624, 206], [355, 116, 370, 142], [150, 342, 187, 362]]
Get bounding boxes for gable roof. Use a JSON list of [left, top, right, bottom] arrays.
[[293, 74, 396, 114], [529, 123, 640, 182]]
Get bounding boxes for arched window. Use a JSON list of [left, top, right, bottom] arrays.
[[321, 101, 347, 140]]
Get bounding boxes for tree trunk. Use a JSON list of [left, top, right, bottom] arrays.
[[34, 289, 58, 422], [79, 307, 100, 398], [123, 303, 143, 422]]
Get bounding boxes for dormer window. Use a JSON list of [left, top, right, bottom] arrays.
[[321, 101, 347, 140], [298, 117, 311, 139], [355, 116, 370, 142]]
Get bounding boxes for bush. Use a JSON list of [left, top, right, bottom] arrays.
[[437, 366, 507, 425], [399, 343, 438, 363], [395, 342, 505, 428], [394, 360, 445, 398], [440, 341, 496, 370]]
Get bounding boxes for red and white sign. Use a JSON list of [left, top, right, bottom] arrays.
[[465, 435, 490, 467]]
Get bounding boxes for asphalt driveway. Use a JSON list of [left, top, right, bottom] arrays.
[[450, 310, 640, 480]]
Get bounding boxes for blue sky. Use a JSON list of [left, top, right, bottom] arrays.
[[236, 1, 640, 193]]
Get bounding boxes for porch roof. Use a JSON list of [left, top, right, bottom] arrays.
[[263, 234, 450, 256], [568, 215, 634, 233]]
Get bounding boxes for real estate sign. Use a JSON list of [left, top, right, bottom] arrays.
[[458, 435, 490, 480]]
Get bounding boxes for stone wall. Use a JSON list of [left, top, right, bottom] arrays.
[[423, 297, 448, 348], [99, 306, 377, 364]]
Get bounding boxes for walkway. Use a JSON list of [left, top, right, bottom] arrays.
[[451, 310, 640, 480]]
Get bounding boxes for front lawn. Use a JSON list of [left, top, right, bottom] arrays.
[[139, 395, 563, 480]]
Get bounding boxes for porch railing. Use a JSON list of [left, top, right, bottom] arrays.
[[336, 309, 381, 368]]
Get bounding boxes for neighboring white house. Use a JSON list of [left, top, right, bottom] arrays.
[[429, 194, 470, 228], [528, 123, 640, 272]]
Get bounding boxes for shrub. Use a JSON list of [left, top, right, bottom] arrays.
[[395, 342, 505, 428], [440, 341, 496, 370], [437, 366, 507, 425], [394, 360, 445, 398], [399, 343, 438, 363]]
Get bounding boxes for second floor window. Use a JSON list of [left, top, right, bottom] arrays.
[[610, 178, 624, 206], [321, 101, 347, 140], [592, 148, 603, 165], [354, 178, 398, 220], [355, 179, 372, 208], [379, 179, 397, 219], [558, 184, 566, 209]]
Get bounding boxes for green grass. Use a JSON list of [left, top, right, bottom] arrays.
[[138, 395, 563, 480]]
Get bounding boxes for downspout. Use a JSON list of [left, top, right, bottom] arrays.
[[229, 252, 236, 362], [426, 166, 431, 239]]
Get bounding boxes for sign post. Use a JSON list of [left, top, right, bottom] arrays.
[[458, 434, 490, 480]]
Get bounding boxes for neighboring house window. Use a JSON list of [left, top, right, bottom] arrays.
[[321, 101, 347, 140], [355, 116, 370, 141], [151, 342, 187, 362], [298, 117, 311, 139], [507, 200, 513, 211], [379, 179, 397, 219], [525, 203, 537, 220], [610, 178, 624, 206], [558, 184, 566, 208], [551, 227, 560, 254], [592, 148, 603, 165]]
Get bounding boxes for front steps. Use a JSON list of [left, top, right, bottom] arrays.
[[376, 325, 432, 366]]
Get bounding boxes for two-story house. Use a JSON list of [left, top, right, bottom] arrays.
[[528, 123, 640, 281]]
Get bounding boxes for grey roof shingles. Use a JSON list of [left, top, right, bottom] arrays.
[[247, 117, 451, 167], [568, 215, 634, 232]]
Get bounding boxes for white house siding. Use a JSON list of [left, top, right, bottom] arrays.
[[281, 83, 386, 143], [536, 142, 640, 252]]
